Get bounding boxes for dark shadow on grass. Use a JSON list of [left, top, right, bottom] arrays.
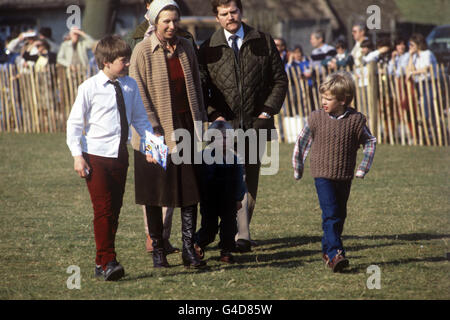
[[343, 233, 450, 242], [120, 233, 449, 280], [343, 256, 448, 273]]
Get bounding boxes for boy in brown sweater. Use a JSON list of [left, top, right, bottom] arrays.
[[292, 71, 376, 272]]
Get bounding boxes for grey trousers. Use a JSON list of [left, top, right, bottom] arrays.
[[235, 162, 261, 241]]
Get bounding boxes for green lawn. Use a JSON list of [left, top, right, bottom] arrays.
[[0, 133, 449, 300]]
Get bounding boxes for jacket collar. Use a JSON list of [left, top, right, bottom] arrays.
[[148, 31, 180, 53], [209, 23, 262, 48]]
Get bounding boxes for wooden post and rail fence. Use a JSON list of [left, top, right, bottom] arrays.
[[0, 63, 448, 146]]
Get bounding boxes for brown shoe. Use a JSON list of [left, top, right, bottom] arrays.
[[194, 243, 204, 260], [219, 252, 235, 264], [146, 234, 153, 253], [328, 251, 349, 273], [322, 253, 330, 266]]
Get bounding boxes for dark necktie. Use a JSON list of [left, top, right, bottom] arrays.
[[108, 80, 129, 149], [230, 34, 239, 61]]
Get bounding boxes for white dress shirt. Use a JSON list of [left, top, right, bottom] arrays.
[[224, 24, 244, 50], [411, 50, 437, 82], [67, 70, 153, 158]]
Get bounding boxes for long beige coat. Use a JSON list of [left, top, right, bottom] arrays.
[[129, 32, 206, 153]]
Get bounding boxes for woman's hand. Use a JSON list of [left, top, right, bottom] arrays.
[[146, 154, 158, 164]]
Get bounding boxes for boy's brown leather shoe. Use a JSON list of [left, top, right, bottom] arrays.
[[328, 251, 349, 273]]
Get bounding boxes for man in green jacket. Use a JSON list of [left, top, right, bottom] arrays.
[[198, 0, 288, 253]]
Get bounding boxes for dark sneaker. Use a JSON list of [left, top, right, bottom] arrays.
[[328, 251, 349, 273], [235, 239, 251, 253], [104, 261, 125, 281], [219, 252, 235, 264], [94, 265, 104, 278]]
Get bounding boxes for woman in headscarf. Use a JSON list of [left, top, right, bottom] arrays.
[[130, 0, 207, 269]]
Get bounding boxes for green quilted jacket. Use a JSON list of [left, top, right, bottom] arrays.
[[199, 23, 288, 130]]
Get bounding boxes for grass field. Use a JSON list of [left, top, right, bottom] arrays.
[[0, 133, 449, 300]]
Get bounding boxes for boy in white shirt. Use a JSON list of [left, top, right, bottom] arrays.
[[66, 35, 156, 281]]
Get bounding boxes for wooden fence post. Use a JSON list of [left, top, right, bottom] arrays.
[[367, 61, 378, 142]]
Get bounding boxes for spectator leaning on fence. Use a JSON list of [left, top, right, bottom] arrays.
[[406, 33, 437, 83], [274, 37, 289, 67], [292, 71, 376, 273], [388, 37, 409, 77], [34, 40, 57, 72], [325, 40, 354, 71], [286, 45, 312, 82], [57, 27, 96, 69], [360, 39, 390, 66], [6, 30, 39, 69], [406, 33, 438, 124], [1, 36, 20, 67], [350, 22, 369, 67], [285, 45, 313, 116], [309, 29, 337, 72], [38, 27, 60, 54]]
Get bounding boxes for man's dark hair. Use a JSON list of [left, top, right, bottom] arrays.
[[143, 0, 152, 5], [39, 27, 52, 40], [394, 37, 407, 46], [37, 39, 50, 51], [410, 33, 428, 50], [360, 39, 374, 51], [95, 35, 131, 70], [335, 40, 347, 50], [293, 45, 304, 55], [211, 0, 243, 15]]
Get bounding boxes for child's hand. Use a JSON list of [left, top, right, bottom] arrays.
[[355, 170, 365, 179], [236, 201, 242, 211], [294, 171, 302, 180], [73, 156, 90, 178], [146, 153, 157, 164]]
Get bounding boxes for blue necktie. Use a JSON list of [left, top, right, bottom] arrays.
[[230, 34, 239, 61]]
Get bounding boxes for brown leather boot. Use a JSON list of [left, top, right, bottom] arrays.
[[146, 234, 153, 253]]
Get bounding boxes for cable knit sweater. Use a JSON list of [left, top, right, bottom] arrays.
[[308, 108, 366, 180]]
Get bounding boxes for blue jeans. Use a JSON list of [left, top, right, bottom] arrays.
[[314, 178, 352, 261]]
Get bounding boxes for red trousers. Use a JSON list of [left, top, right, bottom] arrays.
[[84, 148, 128, 269]]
